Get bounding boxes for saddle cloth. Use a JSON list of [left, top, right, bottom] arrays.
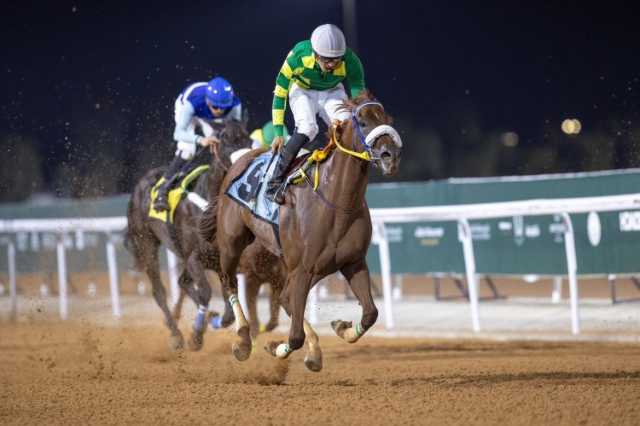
[[225, 152, 281, 225], [148, 165, 209, 223]]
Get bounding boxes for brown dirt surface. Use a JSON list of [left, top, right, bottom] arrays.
[[2, 321, 640, 425]]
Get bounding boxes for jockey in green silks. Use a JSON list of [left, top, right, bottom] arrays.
[[265, 23, 366, 204], [250, 121, 290, 149]]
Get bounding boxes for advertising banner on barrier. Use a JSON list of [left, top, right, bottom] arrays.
[[365, 169, 640, 275]]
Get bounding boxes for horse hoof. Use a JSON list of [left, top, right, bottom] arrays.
[[304, 354, 323, 372], [187, 331, 204, 351], [232, 342, 251, 361], [232, 326, 252, 361], [208, 313, 223, 329], [331, 320, 352, 336], [169, 334, 185, 351], [264, 340, 284, 357]]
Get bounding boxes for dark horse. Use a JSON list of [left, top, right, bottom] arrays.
[[126, 120, 284, 350], [214, 92, 402, 370]]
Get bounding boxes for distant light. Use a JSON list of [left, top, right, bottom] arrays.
[[501, 131, 519, 147], [561, 118, 582, 135]]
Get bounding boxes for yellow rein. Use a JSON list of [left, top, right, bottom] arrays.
[[300, 125, 372, 191], [331, 127, 372, 162]]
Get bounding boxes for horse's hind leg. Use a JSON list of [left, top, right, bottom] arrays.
[[217, 221, 254, 361], [332, 260, 378, 343], [145, 248, 185, 350], [264, 282, 282, 332], [244, 272, 261, 339]]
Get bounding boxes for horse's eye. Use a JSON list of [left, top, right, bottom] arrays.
[[358, 120, 367, 128]]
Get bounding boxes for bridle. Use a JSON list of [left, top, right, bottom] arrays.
[[332, 101, 402, 166]]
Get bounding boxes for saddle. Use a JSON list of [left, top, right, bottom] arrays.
[[225, 144, 334, 226], [149, 165, 209, 223]]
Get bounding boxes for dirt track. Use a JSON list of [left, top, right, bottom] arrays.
[[2, 321, 640, 425]]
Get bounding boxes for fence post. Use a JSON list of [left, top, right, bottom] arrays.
[[308, 283, 318, 325], [237, 273, 248, 318], [8, 241, 17, 321], [458, 219, 480, 332], [106, 234, 121, 317], [551, 276, 563, 304], [374, 220, 394, 330], [166, 249, 180, 306], [561, 213, 580, 334], [56, 234, 68, 320]]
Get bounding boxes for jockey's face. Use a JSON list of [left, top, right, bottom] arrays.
[[315, 53, 342, 72], [206, 101, 225, 117]]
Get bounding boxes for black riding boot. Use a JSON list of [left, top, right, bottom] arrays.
[[154, 155, 188, 211], [265, 133, 309, 204]]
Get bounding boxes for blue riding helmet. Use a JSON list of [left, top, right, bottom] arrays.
[[206, 77, 235, 108]]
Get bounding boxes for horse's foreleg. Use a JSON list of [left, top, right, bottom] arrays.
[[266, 270, 317, 360], [302, 318, 323, 372], [185, 252, 213, 351], [146, 259, 184, 351], [172, 288, 186, 321], [333, 260, 378, 343]]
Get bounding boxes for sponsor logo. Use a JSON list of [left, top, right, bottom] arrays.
[[525, 224, 540, 238], [385, 226, 403, 243], [619, 211, 640, 232], [587, 211, 601, 246], [498, 221, 512, 231], [470, 223, 491, 240], [414, 226, 444, 238]]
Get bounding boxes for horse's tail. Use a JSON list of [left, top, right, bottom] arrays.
[[124, 192, 145, 271], [199, 195, 218, 243]]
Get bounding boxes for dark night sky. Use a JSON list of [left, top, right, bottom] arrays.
[[2, 1, 640, 197]]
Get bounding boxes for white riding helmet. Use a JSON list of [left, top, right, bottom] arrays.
[[310, 24, 346, 58]]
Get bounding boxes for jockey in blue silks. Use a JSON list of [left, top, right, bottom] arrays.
[[154, 76, 246, 212]]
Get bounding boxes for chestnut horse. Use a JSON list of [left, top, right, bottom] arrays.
[[214, 92, 402, 371], [126, 121, 284, 350]]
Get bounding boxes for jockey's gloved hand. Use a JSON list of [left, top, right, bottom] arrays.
[[198, 135, 220, 147], [271, 136, 285, 153]]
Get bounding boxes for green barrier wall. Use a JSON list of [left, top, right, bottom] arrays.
[[2, 169, 640, 276], [365, 169, 640, 275]]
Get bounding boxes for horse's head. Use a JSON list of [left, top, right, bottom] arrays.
[[213, 120, 253, 170], [337, 91, 402, 176]]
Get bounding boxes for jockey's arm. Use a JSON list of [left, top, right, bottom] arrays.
[[173, 101, 203, 145], [345, 49, 366, 98], [272, 51, 297, 138]]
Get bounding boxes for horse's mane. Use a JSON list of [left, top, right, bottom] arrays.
[[199, 195, 218, 243], [339, 90, 376, 113], [197, 121, 250, 244], [220, 120, 250, 147]]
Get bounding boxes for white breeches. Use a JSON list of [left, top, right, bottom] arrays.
[[288, 83, 350, 140]]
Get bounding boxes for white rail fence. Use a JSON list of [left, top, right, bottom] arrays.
[[2, 192, 640, 334]]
